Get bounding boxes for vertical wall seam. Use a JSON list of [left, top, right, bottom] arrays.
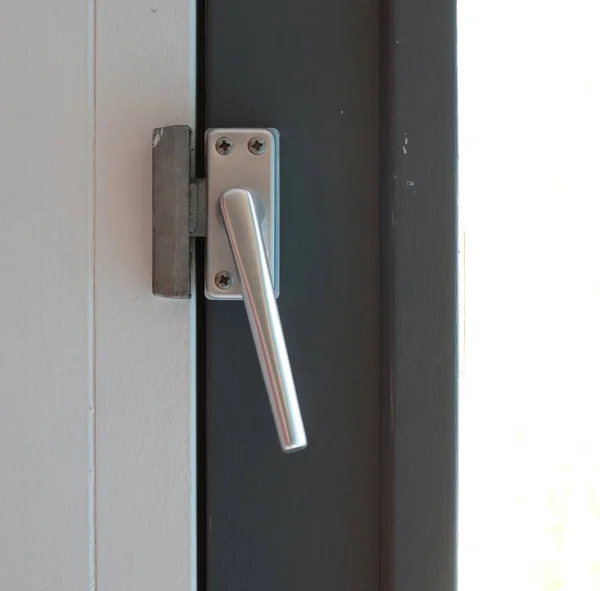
[[189, 0, 198, 588], [87, 0, 98, 588]]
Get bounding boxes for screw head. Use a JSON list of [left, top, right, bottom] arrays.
[[248, 137, 266, 155], [216, 136, 234, 155], [215, 271, 234, 290]]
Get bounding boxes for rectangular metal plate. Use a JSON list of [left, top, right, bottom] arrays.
[[205, 128, 279, 300], [152, 125, 192, 298]]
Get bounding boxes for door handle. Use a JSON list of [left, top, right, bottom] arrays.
[[220, 188, 306, 453], [152, 126, 307, 453]]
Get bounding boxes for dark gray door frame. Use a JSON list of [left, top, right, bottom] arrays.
[[380, 0, 458, 589], [197, 0, 457, 589]]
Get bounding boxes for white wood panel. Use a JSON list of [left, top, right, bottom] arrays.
[[0, 1, 91, 589], [94, 0, 195, 589]]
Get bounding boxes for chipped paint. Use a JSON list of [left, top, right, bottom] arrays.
[[402, 134, 408, 155], [152, 127, 163, 148]]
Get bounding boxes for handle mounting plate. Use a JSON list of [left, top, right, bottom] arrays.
[[205, 128, 280, 300]]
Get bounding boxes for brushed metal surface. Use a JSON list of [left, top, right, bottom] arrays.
[[220, 188, 306, 453], [204, 128, 279, 300]]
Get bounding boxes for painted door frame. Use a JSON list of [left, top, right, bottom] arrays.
[[199, 0, 457, 589], [1, 1, 197, 589], [380, 0, 457, 587]]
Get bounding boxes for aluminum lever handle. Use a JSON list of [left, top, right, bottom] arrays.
[[220, 187, 307, 453]]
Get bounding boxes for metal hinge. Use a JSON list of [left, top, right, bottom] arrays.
[[152, 125, 306, 453]]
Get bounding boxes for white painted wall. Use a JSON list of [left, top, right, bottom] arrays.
[[0, 1, 195, 589], [459, 1, 600, 590]]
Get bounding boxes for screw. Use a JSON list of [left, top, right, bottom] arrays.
[[216, 137, 234, 155], [248, 137, 266, 155], [215, 271, 234, 290]]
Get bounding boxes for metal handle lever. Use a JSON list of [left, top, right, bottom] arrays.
[[220, 187, 307, 453]]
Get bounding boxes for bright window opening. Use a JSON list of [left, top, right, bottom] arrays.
[[458, 1, 600, 589]]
